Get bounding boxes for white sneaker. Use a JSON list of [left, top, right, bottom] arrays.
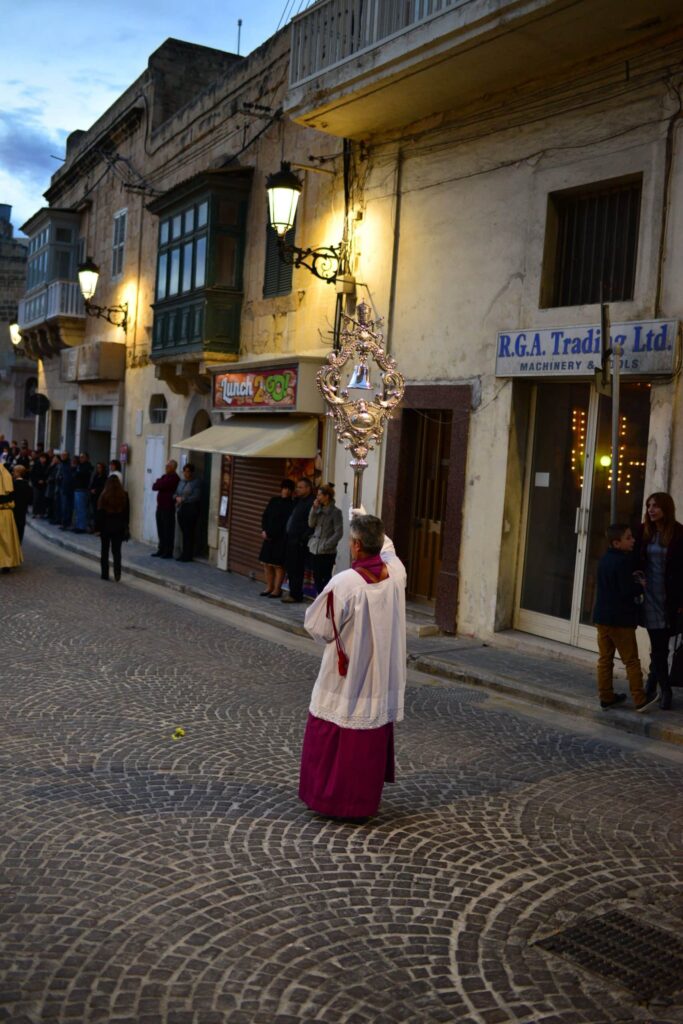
[[635, 694, 659, 713]]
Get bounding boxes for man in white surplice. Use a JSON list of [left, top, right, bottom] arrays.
[[298, 512, 407, 820]]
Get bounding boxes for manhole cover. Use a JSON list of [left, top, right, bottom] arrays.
[[534, 909, 683, 1002]]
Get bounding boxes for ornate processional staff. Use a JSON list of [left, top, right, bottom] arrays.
[[316, 301, 406, 509]]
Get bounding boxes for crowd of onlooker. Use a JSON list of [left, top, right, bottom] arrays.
[[0, 435, 346, 593], [0, 434, 122, 537]]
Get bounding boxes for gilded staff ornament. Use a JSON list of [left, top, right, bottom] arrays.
[[317, 300, 405, 508]]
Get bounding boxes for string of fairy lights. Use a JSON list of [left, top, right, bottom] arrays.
[[570, 400, 649, 499]]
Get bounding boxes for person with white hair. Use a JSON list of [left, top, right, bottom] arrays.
[[299, 510, 407, 821]]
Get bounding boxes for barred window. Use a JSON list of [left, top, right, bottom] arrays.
[[149, 393, 168, 424], [540, 175, 642, 308]]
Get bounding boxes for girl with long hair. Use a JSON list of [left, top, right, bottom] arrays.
[[97, 475, 130, 582], [635, 492, 683, 710]]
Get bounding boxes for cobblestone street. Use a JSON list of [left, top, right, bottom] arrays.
[[2, 540, 682, 1024]]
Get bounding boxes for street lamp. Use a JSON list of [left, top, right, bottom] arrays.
[[266, 161, 301, 238], [317, 300, 405, 508], [77, 257, 128, 332], [9, 322, 21, 346], [265, 162, 345, 284]]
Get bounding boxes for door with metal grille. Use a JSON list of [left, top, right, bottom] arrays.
[[406, 410, 452, 603], [228, 458, 286, 577]]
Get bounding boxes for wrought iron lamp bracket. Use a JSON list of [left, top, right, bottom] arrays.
[[277, 237, 345, 283], [84, 299, 128, 333]]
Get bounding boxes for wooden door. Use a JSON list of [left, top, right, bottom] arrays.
[[142, 434, 166, 544], [406, 410, 452, 603]]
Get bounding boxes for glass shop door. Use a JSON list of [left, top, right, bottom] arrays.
[[515, 382, 650, 649]]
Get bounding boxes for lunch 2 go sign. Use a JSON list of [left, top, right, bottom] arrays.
[[213, 365, 298, 410], [495, 319, 678, 377]]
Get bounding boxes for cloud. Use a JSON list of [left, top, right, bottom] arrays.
[[69, 67, 129, 90], [0, 111, 68, 188]]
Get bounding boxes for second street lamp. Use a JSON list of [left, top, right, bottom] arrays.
[[265, 162, 345, 284], [77, 257, 128, 332]]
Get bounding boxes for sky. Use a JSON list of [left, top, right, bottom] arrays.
[[1, 0, 313, 234]]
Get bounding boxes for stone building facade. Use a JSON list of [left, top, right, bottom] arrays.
[[17, 1, 683, 658], [16, 33, 343, 570], [285, 0, 683, 652], [0, 205, 33, 443]]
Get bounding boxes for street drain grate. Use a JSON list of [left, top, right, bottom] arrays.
[[534, 909, 683, 1002]]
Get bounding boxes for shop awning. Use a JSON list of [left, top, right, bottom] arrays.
[[173, 416, 318, 458]]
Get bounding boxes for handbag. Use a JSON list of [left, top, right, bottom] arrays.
[[326, 591, 349, 676]]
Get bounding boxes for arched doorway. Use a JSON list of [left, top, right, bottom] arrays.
[[188, 409, 211, 558]]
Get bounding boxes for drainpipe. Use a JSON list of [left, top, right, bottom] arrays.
[[384, 147, 404, 356], [326, 139, 355, 485], [372, 146, 404, 517], [654, 100, 682, 317], [653, 99, 683, 492]]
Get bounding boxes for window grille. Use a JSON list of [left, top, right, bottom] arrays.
[[541, 176, 642, 308], [149, 394, 168, 424]]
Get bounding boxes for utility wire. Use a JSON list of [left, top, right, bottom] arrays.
[[277, 0, 297, 31]]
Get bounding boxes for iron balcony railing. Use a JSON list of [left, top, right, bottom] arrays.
[[18, 280, 85, 329], [290, 0, 462, 85]]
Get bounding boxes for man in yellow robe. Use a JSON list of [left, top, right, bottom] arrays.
[[0, 463, 23, 572]]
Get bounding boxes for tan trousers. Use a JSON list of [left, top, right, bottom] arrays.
[[596, 625, 645, 705]]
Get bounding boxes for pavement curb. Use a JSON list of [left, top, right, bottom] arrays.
[[29, 521, 683, 749], [410, 654, 683, 747]]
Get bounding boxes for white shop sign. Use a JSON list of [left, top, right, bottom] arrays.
[[495, 319, 678, 378]]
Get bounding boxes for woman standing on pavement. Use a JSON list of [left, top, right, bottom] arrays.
[[30, 452, 50, 518], [259, 479, 295, 598], [88, 463, 107, 532], [96, 475, 129, 582], [307, 484, 344, 594], [634, 492, 683, 710], [45, 454, 61, 523]]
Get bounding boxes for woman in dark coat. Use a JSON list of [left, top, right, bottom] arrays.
[[45, 455, 60, 523], [97, 475, 130, 582], [634, 492, 683, 710], [88, 463, 107, 532], [11, 466, 31, 542], [30, 452, 50, 518], [259, 479, 295, 598]]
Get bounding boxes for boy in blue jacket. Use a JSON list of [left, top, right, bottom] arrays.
[[593, 523, 657, 712]]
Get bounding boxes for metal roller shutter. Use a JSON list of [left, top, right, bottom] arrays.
[[228, 457, 286, 576]]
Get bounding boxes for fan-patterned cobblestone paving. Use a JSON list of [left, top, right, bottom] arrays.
[[1, 542, 682, 1024]]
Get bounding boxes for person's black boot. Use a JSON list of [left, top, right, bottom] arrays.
[[659, 685, 673, 711], [644, 676, 658, 702]]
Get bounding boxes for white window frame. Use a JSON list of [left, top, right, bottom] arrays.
[[112, 208, 127, 278]]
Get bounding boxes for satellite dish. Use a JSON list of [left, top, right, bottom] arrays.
[[27, 393, 50, 415]]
